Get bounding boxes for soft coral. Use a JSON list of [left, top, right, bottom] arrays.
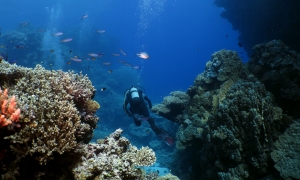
[[0, 89, 21, 127]]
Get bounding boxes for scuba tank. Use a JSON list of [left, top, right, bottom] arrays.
[[130, 87, 140, 103]]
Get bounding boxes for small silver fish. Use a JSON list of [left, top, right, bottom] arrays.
[[96, 30, 105, 34], [81, 15, 88, 19], [70, 58, 82, 62], [60, 38, 73, 43], [120, 48, 127, 56], [53, 32, 63, 36], [132, 66, 141, 70], [88, 53, 103, 58]]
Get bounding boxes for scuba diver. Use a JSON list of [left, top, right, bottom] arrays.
[[123, 86, 175, 146]]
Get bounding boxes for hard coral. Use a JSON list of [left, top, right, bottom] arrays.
[[271, 122, 300, 180], [72, 129, 156, 180], [0, 61, 99, 165], [152, 91, 189, 123]]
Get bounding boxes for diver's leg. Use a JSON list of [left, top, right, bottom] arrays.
[[147, 118, 175, 146], [134, 117, 142, 126], [147, 118, 161, 134]]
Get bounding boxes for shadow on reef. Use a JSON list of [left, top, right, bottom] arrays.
[[214, 0, 300, 56], [247, 40, 300, 119], [152, 41, 300, 179]]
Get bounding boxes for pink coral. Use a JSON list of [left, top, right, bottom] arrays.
[[0, 89, 21, 127]]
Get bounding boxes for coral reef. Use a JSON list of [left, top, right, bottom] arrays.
[[3, 64, 98, 164], [0, 60, 99, 174], [271, 122, 300, 180], [156, 173, 180, 180], [175, 50, 245, 149], [151, 91, 190, 123], [157, 48, 294, 179], [0, 61, 177, 180], [203, 75, 287, 179], [72, 129, 156, 179], [247, 40, 300, 118]]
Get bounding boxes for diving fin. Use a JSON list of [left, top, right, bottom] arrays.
[[157, 129, 175, 146]]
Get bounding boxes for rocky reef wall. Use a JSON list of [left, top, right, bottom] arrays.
[[153, 42, 299, 179], [214, 0, 300, 55]]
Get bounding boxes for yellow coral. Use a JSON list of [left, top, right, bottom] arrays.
[[86, 100, 100, 114], [212, 79, 234, 114]]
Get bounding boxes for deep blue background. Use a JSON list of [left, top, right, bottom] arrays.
[[0, 0, 247, 151], [0, 0, 246, 102]]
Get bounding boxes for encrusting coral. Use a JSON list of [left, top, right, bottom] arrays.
[[271, 122, 300, 180]]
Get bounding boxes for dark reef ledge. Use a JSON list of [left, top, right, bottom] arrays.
[[214, 0, 300, 55]]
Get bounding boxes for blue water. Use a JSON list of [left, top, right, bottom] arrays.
[[0, 0, 247, 174]]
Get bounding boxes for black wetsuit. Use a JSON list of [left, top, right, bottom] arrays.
[[124, 90, 161, 135]]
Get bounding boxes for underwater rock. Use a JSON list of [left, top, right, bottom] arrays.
[[247, 40, 300, 118], [271, 122, 300, 180], [167, 49, 293, 179], [151, 91, 190, 123], [175, 50, 246, 150]]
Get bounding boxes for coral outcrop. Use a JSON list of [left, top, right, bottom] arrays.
[[203, 75, 287, 179], [157, 48, 294, 179], [2, 63, 98, 164], [151, 91, 190, 123], [271, 122, 300, 180], [0, 61, 179, 180], [175, 50, 245, 149], [247, 40, 300, 118], [72, 129, 156, 179], [0, 60, 99, 174]]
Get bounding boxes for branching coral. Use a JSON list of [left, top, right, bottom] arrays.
[[0, 61, 99, 165], [72, 129, 156, 179]]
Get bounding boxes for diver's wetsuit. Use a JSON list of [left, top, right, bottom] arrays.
[[124, 90, 161, 135]]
